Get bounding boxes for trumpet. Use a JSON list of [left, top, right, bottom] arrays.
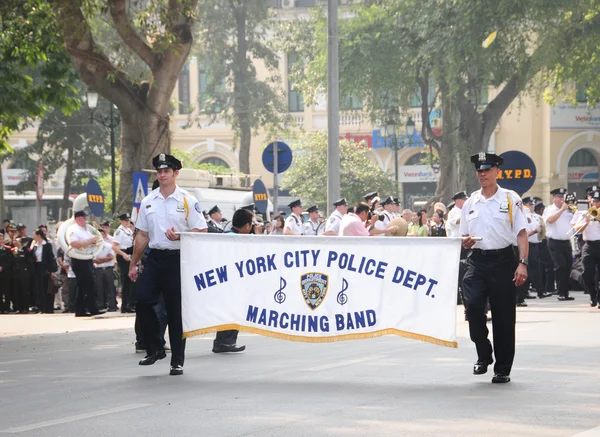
[[589, 206, 599, 220], [568, 204, 578, 213], [567, 207, 598, 239]]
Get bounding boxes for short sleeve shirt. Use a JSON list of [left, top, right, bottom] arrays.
[[136, 186, 208, 250], [571, 210, 600, 241], [95, 242, 115, 268], [284, 213, 304, 235], [68, 224, 94, 243], [543, 204, 574, 240], [112, 225, 134, 249], [459, 187, 527, 250], [325, 210, 344, 234], [340, 213, 369, 236], [303, 220, 320, 236], [446, 207, 462, 238]]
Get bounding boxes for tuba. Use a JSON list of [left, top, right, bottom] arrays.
[[388, 217, 409, 236], [57, 193, 105, 260]]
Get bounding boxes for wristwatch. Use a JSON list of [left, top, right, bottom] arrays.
[[519, 259, 528, 266]]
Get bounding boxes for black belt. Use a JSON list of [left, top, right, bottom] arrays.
[[549, 238, 570, 244], [96, 266, 113, 270], [149, 249, 180, 257], [472, 246, 514, 257], [586, 240, 600, 244]]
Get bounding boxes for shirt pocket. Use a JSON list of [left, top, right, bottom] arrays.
[[493, 210, 511, 223], [168, 211, 188, 231]]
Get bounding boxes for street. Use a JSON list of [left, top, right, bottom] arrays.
[[0, 292, 599, 437]]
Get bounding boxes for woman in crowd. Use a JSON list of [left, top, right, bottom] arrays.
[[32, 228, 57, 314], [410, 209, 430, 237], [430, 210, 447, 237], [270, 215, 285, 235]]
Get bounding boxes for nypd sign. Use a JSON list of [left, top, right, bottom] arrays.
[[181, 234, 461, 347]]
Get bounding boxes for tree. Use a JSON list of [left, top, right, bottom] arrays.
[[51, 0, 199, 212], [282, 131, 395, 207], [195, 0, 287, 174], [281, 1, 600, 197]]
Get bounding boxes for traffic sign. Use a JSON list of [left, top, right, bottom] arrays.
[[262, 142, 293, 174], [497, 151, 537, 195], [253, 179, 269, 214], [132, 172, 149, 208], [36, 166, 44, 201], [86, 179, 105, 217]]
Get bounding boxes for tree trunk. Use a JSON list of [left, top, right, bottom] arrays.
[[232, 2, 251, 174], [0, 163, 5, 221], [433, 90, 458, 204], [61, 142, 74, 220], [117, 108, 170, 213]]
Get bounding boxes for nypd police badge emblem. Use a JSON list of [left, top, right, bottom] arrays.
[[301, 273, 329, 310]]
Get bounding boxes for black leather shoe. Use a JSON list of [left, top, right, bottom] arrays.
[[473, 357, 493, 375], [89, 309, 107, 316], [516, 302, 528, 307], [491, 374, 511, 383], [75, 312, 91, 317], [590, 300, 598, 307], [212, 343, 246, 353], [564, 296, 575, 301], [524, 293, 537, 299], [170, 365, 183, 376], [138, 350, 166, 366], [557, 296, 569, 301], [538, 292, 552, 299]]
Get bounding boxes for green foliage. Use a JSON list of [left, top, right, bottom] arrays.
[[282, 131, 395, 207], [0, 0, 79, 151], [173, 148, 235, 174]]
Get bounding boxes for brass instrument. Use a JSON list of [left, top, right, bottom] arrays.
[[589, 206, 599, 220], [565, 192, 578, 214], [57, 193, 104, 260], [388, 217, 409, 236]]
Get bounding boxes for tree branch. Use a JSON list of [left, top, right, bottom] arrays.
[[109, 0, 157, 71]]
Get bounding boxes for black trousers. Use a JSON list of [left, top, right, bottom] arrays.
[[117, 254, 132, 312], [71, 259, 98, 315], [135, 296, 168, 349], [13, 266, 31, 312], [67, 277, 78, 311], [34, 264, 53, 313], [528, 243, 544, 295], [0, 271, 11, 312], [547, 239, 573, 298], [215, 330, 239, 346], [463, 248, 517, 376], [95, 267, 117, 310], [539, 240, 555, 294], [582, 241, 600, 302], [137, 250, 185, 367]]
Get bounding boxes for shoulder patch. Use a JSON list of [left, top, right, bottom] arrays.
[[114, 229, 121, 237], [194, 202, 201, 213]]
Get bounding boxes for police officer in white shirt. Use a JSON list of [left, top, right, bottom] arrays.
[[206, 205, 224, 233], [303, 205, 321, 236], [447, 192, 467, 238], [374, 197, 395, 234], [543, 188, 575, 301], [94, 228, 117, 311], [130, 153, 208, 376], [570, 190, 600, 307], [323, 198, 348, 236], [363, 191, 378, 207], [460, 152, 529, 384], [112, 213, 135, 312], [284, 199, 304, 235], [522, 197, 552, 299], [68, 210, 104, 317]]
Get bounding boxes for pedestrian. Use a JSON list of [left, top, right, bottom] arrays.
[[270, 215, 285, 235], [410, 210, 429, 237], [543, 188, 575, 301], [283, 199, 304, 235], [571, 190, 600, 307], [130, 153, 208, 376], [323, 198, 349, 236], [112, 213, 135, 312], [460, 152, 529, 384], [31, 228, 57, 314], [212, 208, 252, 353], [0, 229, 14, 313]]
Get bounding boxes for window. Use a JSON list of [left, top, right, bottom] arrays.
[[342, 94, 363, 110], [199, 65, 225, 114], [287, 53, 304, 113], [405, 153, 430, 166], [410, 80, 436, 108], [199, 157, 230, 169], [568, 149, 598, 167], [178, 64, 191, 114], [576, 84, 589, 103]]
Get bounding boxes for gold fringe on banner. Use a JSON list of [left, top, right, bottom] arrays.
[[183, 324, 457, 348]]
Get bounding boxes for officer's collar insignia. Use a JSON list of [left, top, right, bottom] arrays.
[[469, 210, 475, 214], [146, 205, 152, 208], [478, 152, 486, 162], [301, 273, 329, 310]]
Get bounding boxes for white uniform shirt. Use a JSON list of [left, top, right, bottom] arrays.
[[532, 213, 545, 242], [63, 254, 76, 278], [112, 225, 134, 249], [571, 211, 600, 241], [459, 187, 527, 250], [446, 206, 462, 238], [543, 204, 573, 240], [284, 213, 304, 235], [374, 210, 394, 233], [136, 186, 208, 250], [95, 242, 115, 268], [324, 210, 344, 235], [303, 220, 320, 236]]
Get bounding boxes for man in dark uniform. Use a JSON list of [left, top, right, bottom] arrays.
[[543, 188, 575, 301], [13, 236, 33, 313], [0, 230, 14, 313], [534, 201, 556, 295], [212, 209, 251, 353], [112, 213, 135, 312], [130, 153, 207, 376], [461, 152, 529, 384]]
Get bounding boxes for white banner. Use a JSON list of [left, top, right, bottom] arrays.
[[551, 103, 600, 129], [181, 234, 461, 348], [398, 165, 441, 183]]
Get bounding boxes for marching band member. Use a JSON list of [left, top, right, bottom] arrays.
[[323, 198, 348, 236], [283, 199, 304, 235], [112, 213, 135, 313], [461, 152, 528, 384]]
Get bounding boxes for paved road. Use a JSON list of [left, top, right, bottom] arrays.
[[0, 292, 599, 437]]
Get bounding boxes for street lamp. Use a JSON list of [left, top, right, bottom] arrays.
[[86, 90, 120, 215]]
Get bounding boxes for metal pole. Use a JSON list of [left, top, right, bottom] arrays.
[[36, 195, 41, 227], [109, 104, 116, 215], [394, 138, 399, 198], [327, 0, 340, 215], [273, 143, 279, 215]]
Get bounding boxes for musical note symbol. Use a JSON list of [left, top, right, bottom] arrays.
[[274, 276, 287, 304], [337, 278, 348, 305]]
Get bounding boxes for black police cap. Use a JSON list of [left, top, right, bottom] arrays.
[[74, 210, 87, 218], [470, 152, 503, 170], [208, 205, 221, 215], [382, 196, 396, 206], [118, 213, 131, 221], [446, 201, 455, 211], [152, 153, 182, 170], [101, 220, 110, 227], [550, 188, 567, 196], [241, 203, 255, 211], [586, 185, 599, 195], [452, 191, 467, 201], [333, 198, 348, 207], [522, 197, 533, 205], [288, 199, 302, 209], [363, 191, 378, 201], [592, 191, 600, 201], [534, 201, 545, 210], [307, 205, 319, 213], [393, 197, 400, 205]]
